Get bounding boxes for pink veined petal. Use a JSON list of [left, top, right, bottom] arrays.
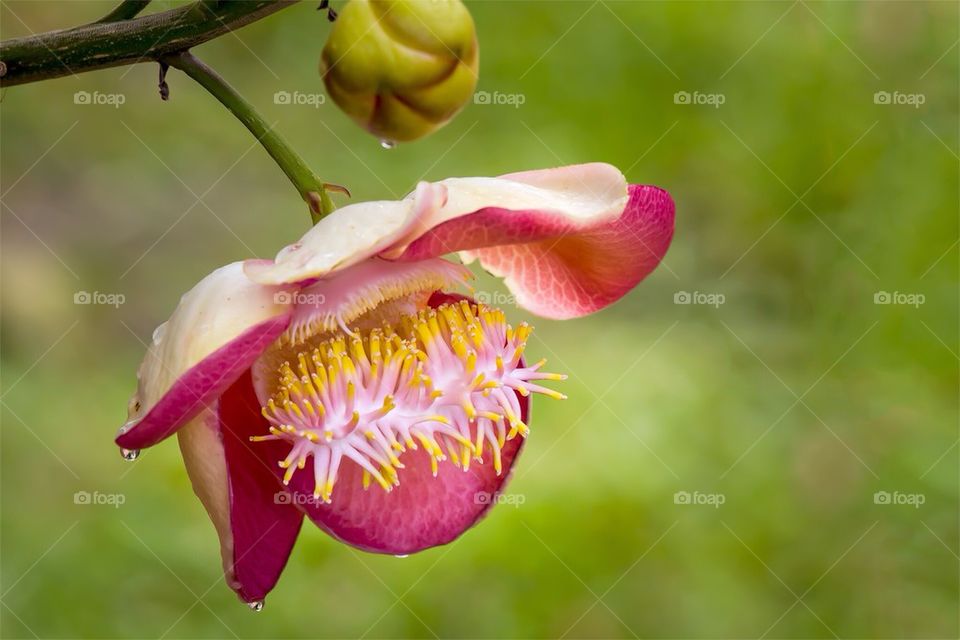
[[217, 370, 304, 603], [392, 183, 675, 319], [116, 262, 292, 451], [244, 163, 627, 288], [387, 163, 631, 254], [288, 435, 525, 554], [283, 396, 528, 554]]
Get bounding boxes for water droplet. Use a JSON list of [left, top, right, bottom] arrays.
[[247, 600, 264, 612], [379, 139, 397, 150], [394, 554, 409, 559], [121, 448, 140, 461]]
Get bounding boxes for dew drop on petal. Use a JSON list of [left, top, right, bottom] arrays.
[[247, 600, 264, 612], [121, 448, 140, 461], [379, 139, 397, 150]]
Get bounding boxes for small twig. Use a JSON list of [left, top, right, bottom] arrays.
[[157, 61, 169, 100], [0, 1, 295, 87], [317, 1, 336, 21]]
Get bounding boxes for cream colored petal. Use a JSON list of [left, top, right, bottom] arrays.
[[135, 262, 288, 408], [244, 165, 626, 287], [381, 163, 629, 258], [244, 182, 447, 286], [118, 262, 291, 450], [177, 407, 236, 590]]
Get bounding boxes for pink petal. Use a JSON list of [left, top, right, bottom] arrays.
[[244, 164, 628, 289], [116, 315, 290, 450], [116, 262, 293, 451], [217, 371, 304, 603], [388, 163, 630, 255], [285, 396, 528, 554], [249, 292, 530, 554], [393, 183, 675, 318]]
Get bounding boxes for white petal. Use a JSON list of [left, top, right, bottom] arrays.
[[118, 262, 291, 450], [244, 182, 448, 285], [382, 162, 629, 257]]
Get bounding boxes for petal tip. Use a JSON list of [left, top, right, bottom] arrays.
[[114, 419, 141, 448]]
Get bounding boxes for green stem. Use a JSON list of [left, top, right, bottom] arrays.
[[165, 51, 333, 222], [97, 0, 152, 23]]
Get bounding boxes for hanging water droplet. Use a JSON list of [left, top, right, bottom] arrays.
[[394, 554, 409, 559], [121, 448, 140, 461], [379, 139, 397, 150], [247, 600, 264, 612]]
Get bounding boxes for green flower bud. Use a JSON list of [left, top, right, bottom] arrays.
[[320, 0, 479, 144]]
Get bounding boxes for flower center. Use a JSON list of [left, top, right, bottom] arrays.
[[251, 300, 565, 503], [282, 258, 472, 345]]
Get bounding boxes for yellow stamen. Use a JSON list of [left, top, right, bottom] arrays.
[[252, 301, 565, 504]]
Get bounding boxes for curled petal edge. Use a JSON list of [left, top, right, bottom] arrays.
[[117, 263, 292, 450]]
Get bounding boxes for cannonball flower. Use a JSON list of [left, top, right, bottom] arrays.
[[320, 0, 479, 144], [115, 163, 674, 606]]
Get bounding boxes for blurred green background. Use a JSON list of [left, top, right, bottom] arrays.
[[1, 1, 957, 637]]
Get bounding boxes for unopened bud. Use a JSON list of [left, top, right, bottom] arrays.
[[320, 0, 479, 144]]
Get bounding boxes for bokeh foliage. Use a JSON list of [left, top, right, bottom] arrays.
[[1, 1, 957, 637]]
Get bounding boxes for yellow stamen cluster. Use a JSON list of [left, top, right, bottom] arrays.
[[253, 301, 565, 503]]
